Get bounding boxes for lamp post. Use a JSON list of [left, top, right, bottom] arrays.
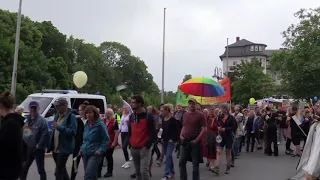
[[161, 8, 166, 104], [11, 0, 23, 96], [225, 38, 229, 78], [212, 67, 223, 81]]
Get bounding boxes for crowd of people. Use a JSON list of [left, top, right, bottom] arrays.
[[0, 91, 319, 180]]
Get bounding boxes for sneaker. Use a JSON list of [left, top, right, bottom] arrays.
[[130, 172, 137, 179], [277, 142, 280, 145], [160, 177, 168, 180], [156, 161, 161, 167], [212, 167, 219, 175], [103, 172, 113, 178], [167, 173, 175, 179], [121, 162, 127, 168], [124, 161, 131, 169], [129, 156, 133, 161], [285, 150, 293, 155], [225, 166, 230, 174]]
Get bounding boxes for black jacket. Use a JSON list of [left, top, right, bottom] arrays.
[[246, 116, 255, 132], [160, 116, 180, 142], [218, 114, 236, 137], [0, 113, 26, 179], [74, 117, 84, 153]]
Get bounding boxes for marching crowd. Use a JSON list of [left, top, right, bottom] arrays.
[[0, 91, 318, 180]]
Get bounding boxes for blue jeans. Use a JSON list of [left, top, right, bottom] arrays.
[[163, 141, 175, 177], [83, 154, 103, 180], [20, 148, 46, 180], [233, 137, 240, 155]]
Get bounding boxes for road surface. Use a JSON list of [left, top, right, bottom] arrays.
[[26, 144, 299, 180]]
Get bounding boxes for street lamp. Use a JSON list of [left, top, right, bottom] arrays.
[[212, 67, 223, 81], [11, 0, 23, 96]]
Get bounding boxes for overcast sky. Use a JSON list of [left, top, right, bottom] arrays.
[[2, 0, 319, 91]]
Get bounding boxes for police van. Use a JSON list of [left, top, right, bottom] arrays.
[[20, 89, 107, 130]]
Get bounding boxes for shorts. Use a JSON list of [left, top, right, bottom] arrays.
[[291, 134, 301, 146], [218, 136, 233, 150]]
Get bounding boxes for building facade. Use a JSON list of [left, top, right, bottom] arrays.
[[219, 37, 281, 85]]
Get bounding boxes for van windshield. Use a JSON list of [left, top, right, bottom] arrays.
[[21, 96, 53, 114]]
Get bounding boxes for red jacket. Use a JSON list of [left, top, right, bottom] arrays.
[[103, 118, 116, 149]]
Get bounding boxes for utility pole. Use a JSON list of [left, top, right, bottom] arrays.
[[161, 8, 166, 104], [11, 0, 23, 96]]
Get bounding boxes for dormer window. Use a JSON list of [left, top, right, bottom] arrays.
[[259, 46, 264, 51], [250, 46, 254, 51], [255, 46, 258, 51]]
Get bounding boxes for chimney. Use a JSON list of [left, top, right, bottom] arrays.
[[236, 37, 240, 42]]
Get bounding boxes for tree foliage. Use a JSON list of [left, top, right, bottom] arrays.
[[271, 7, 320, 99], [182, 74, 192, 83], [0, 9, 171, 106], [229, 58, 275, 105]]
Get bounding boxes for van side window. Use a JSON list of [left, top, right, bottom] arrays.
[[45, 104, 56, 118], [70, 98, 105, 114]]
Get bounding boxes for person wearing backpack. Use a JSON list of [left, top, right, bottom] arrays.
[[47, 98, 78, 180]]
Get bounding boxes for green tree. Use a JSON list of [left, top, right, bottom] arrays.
[[182, 74, 192, 83], [271, 7, 320, 99], [229, 58, 275, 105], [0, 9, 166, 105]]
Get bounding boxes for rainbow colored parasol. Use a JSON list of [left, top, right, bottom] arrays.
[[179, 77, 225, 97]]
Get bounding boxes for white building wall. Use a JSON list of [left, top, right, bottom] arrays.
[[222, 56, 267, 75]]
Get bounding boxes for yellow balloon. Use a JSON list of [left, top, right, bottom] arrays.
[[249, 98, 255, 105], [73, 71, 88, 88]]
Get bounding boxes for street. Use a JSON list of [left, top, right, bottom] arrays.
[[27, 144, 299, 180]]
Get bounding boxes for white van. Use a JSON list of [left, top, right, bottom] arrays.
[[20, 89, 107, 130]]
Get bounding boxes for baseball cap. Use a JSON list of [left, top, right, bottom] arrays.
[[29, 101, 40, 108], [188, 98, 197, 103], [53, 97, 68, 107]]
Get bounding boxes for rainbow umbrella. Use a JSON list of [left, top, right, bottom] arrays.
[[179, 77, 225, 97]]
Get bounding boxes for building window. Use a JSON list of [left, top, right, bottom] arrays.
[[259, 46, 263, 51], [255, 46, 258, 51], [266, 60, 270, 66], [250, 46, 254, 51], [233, 61, 237, 65]]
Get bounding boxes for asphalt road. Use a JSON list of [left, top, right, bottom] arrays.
[[26, 143, 299, 180]]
